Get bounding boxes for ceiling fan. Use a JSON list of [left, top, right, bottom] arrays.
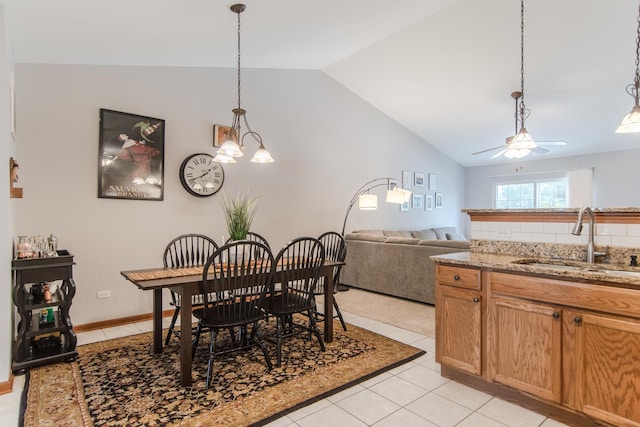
[[472, 91, 568, 159]]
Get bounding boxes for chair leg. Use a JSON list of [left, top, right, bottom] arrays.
[[308, 309, 326, 352], [253, 322, 273, 370], [275, 317, 283, 367], [165, 306, 181, 345], [333, 299, 347, 331], [192, 322, 202, 359], [205, 330, 218, 389]]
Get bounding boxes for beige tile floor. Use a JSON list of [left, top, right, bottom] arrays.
[[0, 291, 569, 427]]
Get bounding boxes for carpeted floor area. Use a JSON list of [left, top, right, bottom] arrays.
[[333, 287, 435, 337], [22, 318, 424, 427]]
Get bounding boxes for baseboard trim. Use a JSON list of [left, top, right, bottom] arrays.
[[0, 374, 14, 396], [74, 309, 175, 332]]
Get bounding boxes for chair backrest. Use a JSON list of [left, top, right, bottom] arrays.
[[271, 237, 325, 312], [318, 231, 346, 284], [225, 231, 270, 248], [163, 234, 219, 268], [200, 241, 274, 322]]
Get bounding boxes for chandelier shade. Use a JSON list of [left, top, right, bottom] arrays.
[[616, 2, 640, 134]]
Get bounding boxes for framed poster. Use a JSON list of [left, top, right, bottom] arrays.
[[98, 109, 165, 201], [428, 173, 437, 190], [414, 172, 425, 187], [425, 194, 434, 211], [412, 193, 424, 209], [435, 192, 443, 208], [400, 200, 410, 211], [402, 170, 412, 189], [213, 124, 236, 147]]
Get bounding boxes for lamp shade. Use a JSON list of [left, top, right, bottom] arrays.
[[504, 148, 531, 159], [397, 188, 412, 203], [217, 140, 244, 158], [511, 128, 537, 149], [385, 189, 406, 204], [358, 194, 378, 210], [616, 105, 640, 133], [213, 153, 237, 164]]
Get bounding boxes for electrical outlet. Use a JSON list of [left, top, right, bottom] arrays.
[[97, 290, 111, 299]]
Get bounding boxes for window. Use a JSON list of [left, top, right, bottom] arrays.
[[495, 179, 567, 209]]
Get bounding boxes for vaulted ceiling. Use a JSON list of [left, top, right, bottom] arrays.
[[3, 0, 639, 166]]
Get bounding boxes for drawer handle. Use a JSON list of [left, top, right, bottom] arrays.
[[552, 312, 560, 319], [574, 317, 583, 324], [453, 275, 460, 281], [473, 297, 480, 303]]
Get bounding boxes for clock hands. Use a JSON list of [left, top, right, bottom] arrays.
[[194, 166, 218, 180]]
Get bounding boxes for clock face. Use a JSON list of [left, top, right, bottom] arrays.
[[179, 153, 224, 197]]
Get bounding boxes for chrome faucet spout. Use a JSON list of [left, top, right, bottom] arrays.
[[571, 206, 596, 263]]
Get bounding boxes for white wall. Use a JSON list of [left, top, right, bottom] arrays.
[[11, 64, 465, 327], [1, 6, 14, 384]]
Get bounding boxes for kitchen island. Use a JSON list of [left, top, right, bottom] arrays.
[[432, 249, 640, 427]]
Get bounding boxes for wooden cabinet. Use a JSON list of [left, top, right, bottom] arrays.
[[436, 265, 482, 376], [12, 251, 78, 373], [563, 308, 640, 426], [488, 296, 562, 402]]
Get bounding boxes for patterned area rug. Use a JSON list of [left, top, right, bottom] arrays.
[[21, 320, 424, 426]]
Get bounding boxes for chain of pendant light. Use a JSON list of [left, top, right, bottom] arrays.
[[236, 8, 242, 113], [518, 0, 529, 128], [629, 1, 640, 104]]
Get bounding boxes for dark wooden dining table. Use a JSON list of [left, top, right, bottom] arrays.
[[121, 260, 343, 386]]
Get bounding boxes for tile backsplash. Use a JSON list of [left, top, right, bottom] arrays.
[[470, 221, 640, 249]]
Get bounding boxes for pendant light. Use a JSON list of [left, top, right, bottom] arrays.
[[214, 4, 274, 164], [616, 2, 640, 134], [503, 0, 538, 159]]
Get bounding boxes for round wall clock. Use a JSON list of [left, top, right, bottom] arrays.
[[179, 153, 224, 197]]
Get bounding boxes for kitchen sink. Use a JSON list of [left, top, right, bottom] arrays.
[[512, 258, 640, 278]]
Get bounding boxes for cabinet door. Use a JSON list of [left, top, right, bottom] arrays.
[[488, 296, 562, 402], [567, 309, 640, 426], [436, 285, 482, 375]]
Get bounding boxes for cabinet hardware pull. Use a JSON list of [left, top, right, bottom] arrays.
[[473, 297, 479, 303], [454, 275, 460, 280], [574, 317, 582, 324], [552, 312, 560, 319]]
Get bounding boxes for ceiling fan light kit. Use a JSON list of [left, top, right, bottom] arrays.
[[617, 2, 640, 134]]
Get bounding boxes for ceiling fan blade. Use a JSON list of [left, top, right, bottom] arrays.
[[491, 148, 508, 159], [536, 141, 567, 146], [472, 145, 505, 155], [532, 146, 549, 154]]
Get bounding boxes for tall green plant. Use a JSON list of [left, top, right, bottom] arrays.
[[221, 191, 258, 241]]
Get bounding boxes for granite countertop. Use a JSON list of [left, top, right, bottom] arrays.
[[431, 251, 640, 287], [462, 207, 640, 213]]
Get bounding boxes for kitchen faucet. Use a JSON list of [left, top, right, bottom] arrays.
[[571, 206, 605, 263]]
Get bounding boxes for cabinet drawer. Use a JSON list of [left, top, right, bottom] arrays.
[[438, 265, 481, 290]]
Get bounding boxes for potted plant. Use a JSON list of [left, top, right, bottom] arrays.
[[221, 190, 259, 241]]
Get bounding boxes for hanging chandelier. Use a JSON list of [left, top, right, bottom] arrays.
[[503, 0, 538, 159], [214, 4, 274, 164], [616, 2, 640, 134]]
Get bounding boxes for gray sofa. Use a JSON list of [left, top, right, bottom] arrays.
[[340, 227, 470, 304]]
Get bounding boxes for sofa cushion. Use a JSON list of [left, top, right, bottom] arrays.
[[383, 230, 413, 238], [446, 232, 467, 241], [418, 240, 470, 249], [433, 227, 457, 240], [345, 233, 387, 243], [353, 229, 384, 236], [385, 237, 420, 245], [411, 229, 438, 240]]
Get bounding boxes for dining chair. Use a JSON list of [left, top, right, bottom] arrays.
[[225, 231, 270, 250], [163, 233, 219, 345], [263, 237, 326, 367], [312, 231, 347, 330], [191, 240, 274, 388]]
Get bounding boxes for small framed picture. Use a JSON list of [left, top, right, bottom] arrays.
[[400, 200, 410, 211], [425, 194, 433, 211], [414, 172, 425, 187], [435, 192, 443, 208], [213, 124, 236, 147], [412, 194, 424, 209], [428, 173, 437, 190], [402, 170, 412, 189]]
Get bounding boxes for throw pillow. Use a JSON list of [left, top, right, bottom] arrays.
[[446, 232, 467, 241], [411, 229, 438, 240]]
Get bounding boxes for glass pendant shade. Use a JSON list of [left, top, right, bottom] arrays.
[[616, 105, 640, 133], [504, 147, 531, 159], [358, 194, 378, 210], [212, 153, 237, 164], [511, 127, 537, 149], [217, 139, 244, 158], [250, 144, 274, 163]]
